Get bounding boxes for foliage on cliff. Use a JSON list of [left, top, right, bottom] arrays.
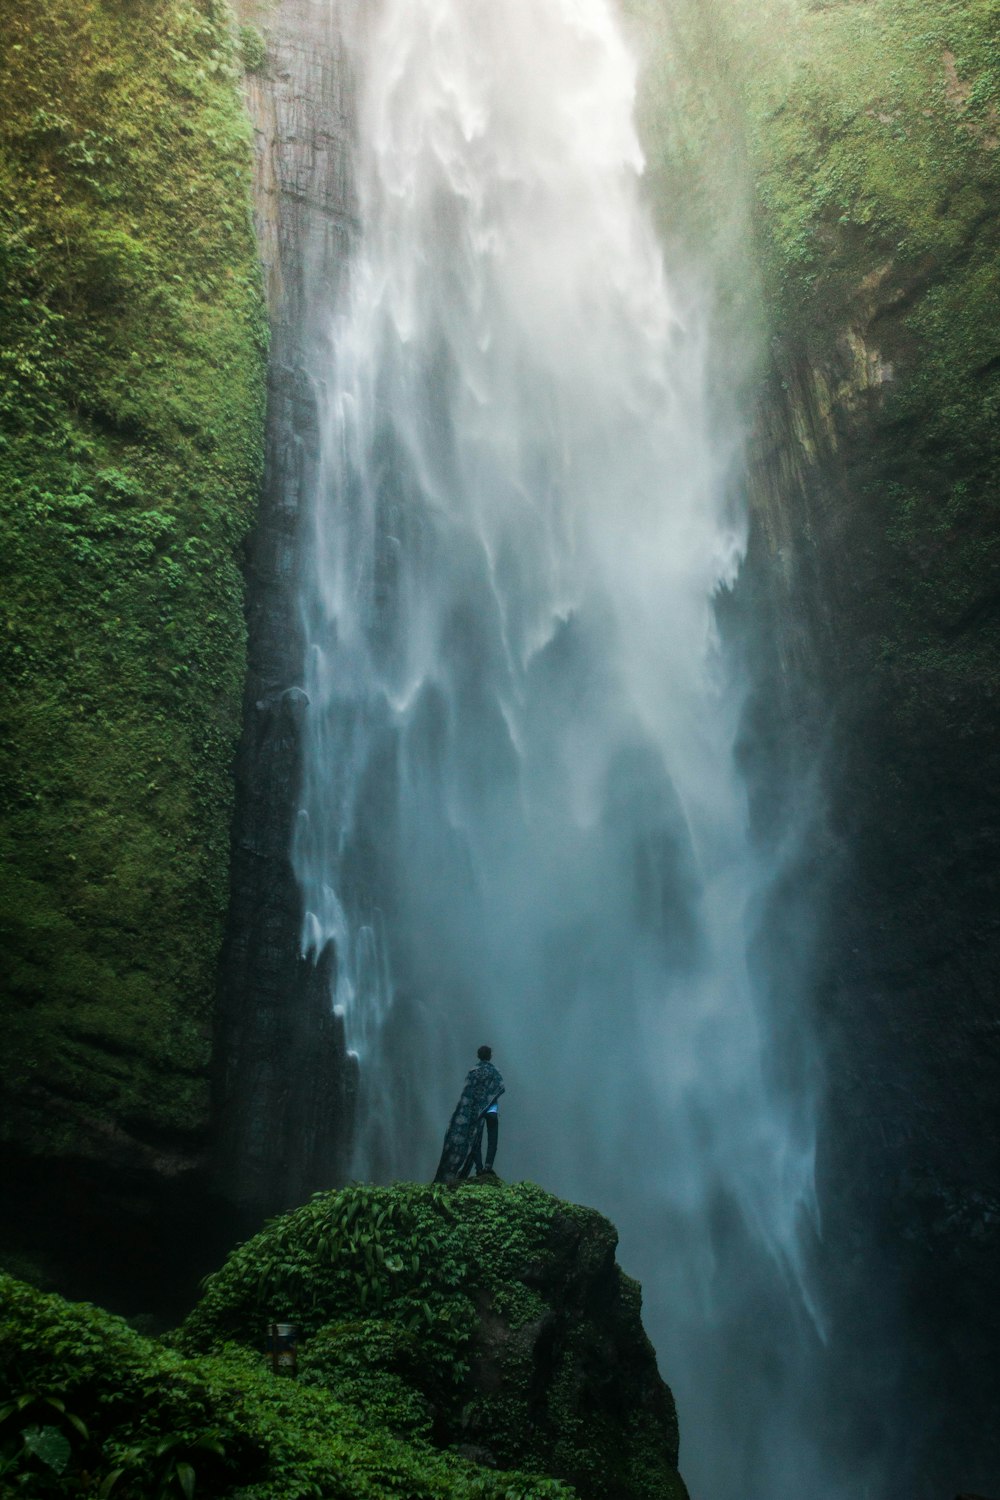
[[179, 1179, 686, 1500], [627, 3, 1000, 1486], [0, 0, 267, 1153], [0, 1182, 686, 1499], [0, 1275, 570, 1498], [715, 0, 1000, 862], [722, 0, 998, 323], [632, 0, 1000, 849], [713, 0, 996, 652]]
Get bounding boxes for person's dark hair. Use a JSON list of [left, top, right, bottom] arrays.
[[477, 1044, 492, 1062]]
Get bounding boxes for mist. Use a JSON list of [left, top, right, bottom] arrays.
[[291, 2, 838, 1494]]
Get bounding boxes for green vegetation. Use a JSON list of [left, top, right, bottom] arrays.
[[717, 0, 999, 331], [0, 1272, 571, 1497], [179, 1180, 685, 1500], [0, 1182, 685, 1498], [0, 0, 267, 1149], [724, 0, 1000, 732], [238, 25, 267, 76], [631, 0, 1000, 753]]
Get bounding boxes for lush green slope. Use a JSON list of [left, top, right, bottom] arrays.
[[635, 0, 1000, 699], [0, 0, 266, 1153], [728, 0, 1000, 715], [0, 1181, 686, 1500]]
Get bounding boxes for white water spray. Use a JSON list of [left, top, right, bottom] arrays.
[[293, 2, 831, 1493]]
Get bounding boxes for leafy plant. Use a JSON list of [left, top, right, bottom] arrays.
[[0, 1390, 91, 1492], [0, 1263, 582, 1499], [238, 25, 267, 75], [101, 1429, 228, 1499]]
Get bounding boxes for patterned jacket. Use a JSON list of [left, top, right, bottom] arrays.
[[433, 1061, 505, 1182]]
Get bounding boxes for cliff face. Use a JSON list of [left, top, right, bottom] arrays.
[[655, 0, 1000, 1489], [0, 1182, 687, 1500], [3, 0, 996, 1485], [213, 0, 358, 1223], [626, 0, 999, 1487], [0, 0, 266, 1306], [181, 1179, 688, 1500]]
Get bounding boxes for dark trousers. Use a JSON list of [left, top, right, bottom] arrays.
[[470, 1112, 498, 1174]]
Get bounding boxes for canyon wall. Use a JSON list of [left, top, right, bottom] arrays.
[[636, 0, 1000, 1491], [214, 0, 358, 1222], [0, 0, 266, 1311], [2, 7, 997, 1492]]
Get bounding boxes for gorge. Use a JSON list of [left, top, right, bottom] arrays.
[[1, 1, 998, 1497]]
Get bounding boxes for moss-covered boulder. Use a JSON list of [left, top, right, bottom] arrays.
[[0, 1183, 686, 1498], [180, 1179, 687, 1500], [0, 1273, 572, 1498], [0, 1, 266, 1167]]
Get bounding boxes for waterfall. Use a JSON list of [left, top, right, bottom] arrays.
[[292, 2, 832, 1494]]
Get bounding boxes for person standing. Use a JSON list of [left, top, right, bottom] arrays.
[[433, 1045, 504, 1183]]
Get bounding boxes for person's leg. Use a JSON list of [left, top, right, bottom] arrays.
[[483, 1113, 498, 1172], [466, 1119, 485, 1176]]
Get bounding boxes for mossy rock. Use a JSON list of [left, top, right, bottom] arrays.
[[0, 0, 267, 1153], [0, 1184, 687, 1498], [0, 1271, 574, 1498], [180, 1180, 688, 1500]]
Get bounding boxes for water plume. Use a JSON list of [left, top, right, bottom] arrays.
[[292, 2, 832, 1493]]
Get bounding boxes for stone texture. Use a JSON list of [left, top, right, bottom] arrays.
[[658, 3, 1000, 1486], [740, 274, 1000, 1495], [214, 1, 361, 1220], [180, 1179, 689, 1500]]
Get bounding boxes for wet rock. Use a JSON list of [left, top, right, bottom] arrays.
[[214, 2, 361, 1220], [180, 1178, 689, 1500]]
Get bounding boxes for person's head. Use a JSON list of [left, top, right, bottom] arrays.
[[477, 1044, 492, 1062]]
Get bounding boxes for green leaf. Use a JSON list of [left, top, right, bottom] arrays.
[[21, 1424, 71, 1475], [195, 1436, 225, 1457], [176, 1460, 197, 1499], [65, 1411, 89, 1441]]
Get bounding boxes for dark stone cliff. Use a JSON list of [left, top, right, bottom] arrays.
[[214, 0, 359, 1223], [650, 0, 1000, 1491], [630, 0, 999, 1489]]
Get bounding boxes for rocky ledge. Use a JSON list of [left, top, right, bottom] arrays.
[[0, 1180, 687, 1500]]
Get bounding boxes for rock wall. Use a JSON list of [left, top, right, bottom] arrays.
[[629, 0, 999, 1489], [0, 0, 266, 1314], [684, 1, 1000, 1492], [214, 0, 360, 1221]]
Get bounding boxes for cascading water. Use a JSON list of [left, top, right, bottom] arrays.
[[292, 2, 836, 1495]]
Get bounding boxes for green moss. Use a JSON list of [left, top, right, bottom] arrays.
[[632, 0, 999, 762], [238, 23, 267, 74], [0, 0, 267, 1144], [682, 0, 998, 332], [0, 1272, 574, 1498], [178, 1181, 685, 1500], [724, 0, 1000, 730]]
